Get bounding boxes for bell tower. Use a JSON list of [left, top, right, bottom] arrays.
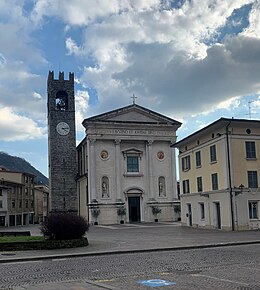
[[47, 71, 78, 213]]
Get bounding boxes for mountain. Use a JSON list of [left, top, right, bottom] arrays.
[[0, 152, 48, 185]]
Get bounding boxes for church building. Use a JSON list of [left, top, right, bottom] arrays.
[[47, 71, 182, 225], [77, 103, 182, 224]]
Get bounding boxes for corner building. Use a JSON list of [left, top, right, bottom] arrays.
[[77, 104, 181, 224], [174, 118, 260, 230]]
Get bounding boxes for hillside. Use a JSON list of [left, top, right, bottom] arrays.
[[0, 152, 48, 185]]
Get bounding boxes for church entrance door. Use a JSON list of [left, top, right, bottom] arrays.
[[128, 196, 141, 222]]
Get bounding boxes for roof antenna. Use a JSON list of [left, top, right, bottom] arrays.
[[248, 100, 256, 120], [131, 94, 137, 104]]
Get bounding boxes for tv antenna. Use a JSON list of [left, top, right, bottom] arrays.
[[248, 100, 256, 119]]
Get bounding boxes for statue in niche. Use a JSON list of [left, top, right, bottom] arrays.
[[101, 177, 109, 198], [158, 177, 166, 196]]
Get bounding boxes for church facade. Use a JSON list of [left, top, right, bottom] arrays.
[[77, 104, 182, 224], [47, 71, 182, 225]]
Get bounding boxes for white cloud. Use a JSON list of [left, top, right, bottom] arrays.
[[0, 107, 45, 141], [243, 1, 260, 38], [75, 90, 90, 132]]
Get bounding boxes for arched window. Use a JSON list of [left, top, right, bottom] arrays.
[[56, 91, 68, 111], [101, 176, 109, 198], [158, 176, 166, 197]]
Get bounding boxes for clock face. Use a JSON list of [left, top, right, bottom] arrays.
[[56, 122, 70, 136]]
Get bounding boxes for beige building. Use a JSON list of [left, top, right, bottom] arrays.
[[34, 185, 49, 223], [77, 103, 181, 225], [173, 118, 260, 230], [0, 167, 35, 226]]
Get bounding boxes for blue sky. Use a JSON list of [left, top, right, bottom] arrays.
[[0, 0, 260, 177]]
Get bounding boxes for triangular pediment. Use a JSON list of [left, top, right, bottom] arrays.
[[83, 104, 181, 125]]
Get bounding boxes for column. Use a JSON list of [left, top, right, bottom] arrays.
[[115, 139, 122, 202], [88, 138, 97, 202], [147, 140, 155, 201], [170, 141, 177, 200]]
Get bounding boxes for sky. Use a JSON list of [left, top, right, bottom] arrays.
[[0, 0, 260, 177]]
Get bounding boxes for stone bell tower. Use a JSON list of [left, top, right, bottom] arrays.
[[47, 71, 78, 213]]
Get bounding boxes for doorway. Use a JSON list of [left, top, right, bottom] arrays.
[[128, 196, 141, 222], [187, 203, 192, 226], [214, 202, 221, 229]]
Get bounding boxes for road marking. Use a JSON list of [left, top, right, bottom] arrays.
[[4, 260, 43, 265], [191, 274, 249, 286], [95, 279, 115, 282], [138, 279, 176, 287], [52, 258, 67, 261]]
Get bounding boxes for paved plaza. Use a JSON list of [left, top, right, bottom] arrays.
[[1, 222, 260, 263], [0, 223, 260, 289]]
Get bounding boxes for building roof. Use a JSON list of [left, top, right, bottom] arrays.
[[82, 103, 182, 127], [172, 117, 260, 148]]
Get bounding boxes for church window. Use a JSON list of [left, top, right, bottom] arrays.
[[101, 176, 109, 198], [158, 176, 166, 196], [56, 91, 68, 111], [127, 156, 139, 172]]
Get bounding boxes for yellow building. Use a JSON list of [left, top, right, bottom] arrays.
[[173, 118, 260, 230]]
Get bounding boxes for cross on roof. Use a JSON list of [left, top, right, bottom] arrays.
[[131, 94, 137, 104]]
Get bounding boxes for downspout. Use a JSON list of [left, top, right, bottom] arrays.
[[226, 120, 235, 231]]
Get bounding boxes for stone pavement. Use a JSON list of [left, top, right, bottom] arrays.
[[1, 222, 260, 263], [1, 222, 260, 290]]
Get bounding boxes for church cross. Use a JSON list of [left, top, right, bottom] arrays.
[[131, 94, 137, 104]]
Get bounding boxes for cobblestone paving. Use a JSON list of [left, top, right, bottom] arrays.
[[0, 244, 260, 289]]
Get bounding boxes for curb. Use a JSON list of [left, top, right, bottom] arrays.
[[1, 240, 260, 264]]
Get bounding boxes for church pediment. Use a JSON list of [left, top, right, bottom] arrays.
[[83, 104, 181, 126]]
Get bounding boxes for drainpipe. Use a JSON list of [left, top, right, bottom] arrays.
[[226, 120, 235, 231]]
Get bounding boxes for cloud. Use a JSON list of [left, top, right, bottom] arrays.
[[72, 0, 258, 117], [75, 90, 90, 131], [0, 107, 45, 141], [1, 0, 260, 140]]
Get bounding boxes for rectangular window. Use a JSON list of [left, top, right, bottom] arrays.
[[249, 201, 258, 219], [181, 155, 191, 171], [248, 171, 258, 188], [127, 156, 139, 172], [211, 173, 218, 190], [246, 141, 256, 159], [195, 151, 201, 167], [210, 145, 217, 162], [0, 200, 2, 208], [12, 200, 15, 208], [197, 176, 203, 192], [199, 203, 205, 220], [0, 189, 2, 196], [182, 179, 190, 194]]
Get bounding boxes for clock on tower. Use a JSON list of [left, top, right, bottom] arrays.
[[47, 71, 78, 213]]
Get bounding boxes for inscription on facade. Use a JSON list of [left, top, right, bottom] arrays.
[[93, 128, 175, 136]]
